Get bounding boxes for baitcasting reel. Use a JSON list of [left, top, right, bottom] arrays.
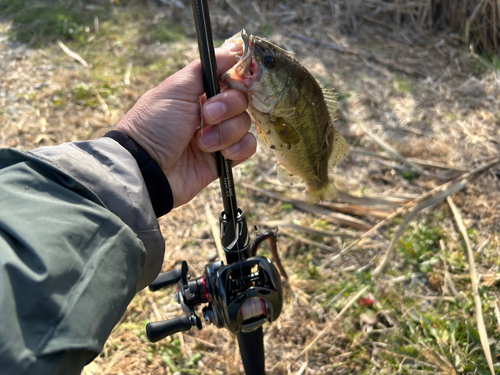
[[146, 210, 284, 343]]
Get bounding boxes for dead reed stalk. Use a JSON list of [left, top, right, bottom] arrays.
[[267, 0, 500, 54]]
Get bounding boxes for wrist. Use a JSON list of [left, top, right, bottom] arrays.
[[115, 117, 166, 171], [104, 130, 173, 217]]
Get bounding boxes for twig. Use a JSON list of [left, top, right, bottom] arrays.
[[447, 196, 495, 375], [469, 0, 488, 24], [336, 190, 414, 206], [326, 287, 348, 308], [147, 296, 165, 321], [57, 39, 110, 116], [319, 201, 392, 218], [409, 294, 459, 302], [371, 180, 467, 277], [124, 61, 133, 86], [349, 147, 469, 172], [295, 351, 308, 375], [495, 301, 500, 333], [183, 334, 217, 349], [388, 271, 426, 283], [256, 220, 355, 239], [441, 240, 464, 301], [360, 125, 427, 175], [91, 86, 110, 116], [94, 15, 99, 34], [411, 342, 459, 374], [279, 227, 338, 253], [383, 347, 439, 370], [332, 157, 500, 262], [476, 235, 492, 254], [242, 183, 372, 230], [57, 40, 89, 68], [301, 285, 370, 354], [287, 33, 425, 77], [264, 177, 415, 205]]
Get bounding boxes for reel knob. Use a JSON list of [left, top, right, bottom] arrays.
[[146, 315, 202, 343], [148, 269, 182, 292]]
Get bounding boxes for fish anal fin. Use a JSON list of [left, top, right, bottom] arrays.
[[277, 163, 301, 185], [329, 128, 349, 166]]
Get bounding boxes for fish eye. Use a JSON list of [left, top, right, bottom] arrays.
[[263, 55, 275, 69]]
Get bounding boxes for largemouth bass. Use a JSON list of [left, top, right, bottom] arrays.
[[221, 30, 349, 204]]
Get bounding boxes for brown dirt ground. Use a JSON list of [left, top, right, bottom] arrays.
[[1, 1, 500, 374]]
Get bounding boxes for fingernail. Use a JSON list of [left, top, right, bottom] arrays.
[[205, 101, 227, 122], [225, 142, 241, 157], [199, 131, 219, 150], [221, 40, 242, 53]]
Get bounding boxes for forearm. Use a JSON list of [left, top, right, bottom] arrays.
[[0, 135, 171, 374], [29, 134, 172, 290]]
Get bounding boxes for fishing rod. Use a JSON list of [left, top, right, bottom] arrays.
[[144, 1, 284, 374]]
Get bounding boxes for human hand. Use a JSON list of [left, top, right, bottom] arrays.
[[116, 41, 256, 209]]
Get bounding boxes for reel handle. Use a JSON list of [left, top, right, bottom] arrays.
[[146, 315, 198, 343], [148, 269, 182, 292]]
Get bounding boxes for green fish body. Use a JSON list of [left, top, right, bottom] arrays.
[[221, 30, 349, 203]]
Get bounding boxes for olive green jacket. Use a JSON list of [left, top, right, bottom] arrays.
[[0, 136, 170, 375]]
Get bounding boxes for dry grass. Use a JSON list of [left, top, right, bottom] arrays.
[[1, 1, 500, 374], [277, 0, 500, 56]]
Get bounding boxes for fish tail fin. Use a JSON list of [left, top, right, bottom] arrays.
[[306, 180, 337, 204]]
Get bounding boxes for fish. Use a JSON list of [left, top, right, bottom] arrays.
[[220, 30, 349, 204]]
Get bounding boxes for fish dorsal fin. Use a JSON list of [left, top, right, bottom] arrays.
[[322, 88, 338, 121], [254, 36, 295, 58], [322, 88, 337, 100], [321, 89, 347, 165], [329, 127, 349, 167], [277, 163, 300, 185]]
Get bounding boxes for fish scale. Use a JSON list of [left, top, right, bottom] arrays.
[[221, 30, 349, 204]]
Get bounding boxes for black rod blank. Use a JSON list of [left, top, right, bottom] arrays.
[[191, 0, 238, 220]]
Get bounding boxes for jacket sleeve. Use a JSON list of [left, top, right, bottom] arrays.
[[0, 134, 172, 375]]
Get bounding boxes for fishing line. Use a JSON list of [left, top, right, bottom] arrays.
[[212, 57, 244, 275]]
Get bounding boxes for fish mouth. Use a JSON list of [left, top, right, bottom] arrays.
[[235, 31, 258, 78], [220, 30, 260, 92]]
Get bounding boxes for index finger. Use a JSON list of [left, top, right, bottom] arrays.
[[159, 41, 243, 101]]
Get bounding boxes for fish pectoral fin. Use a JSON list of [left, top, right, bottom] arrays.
[[329, 128, 349, 166], [251, 82, 299, 117], [322, 88, 338, 121], [272, 77, 300, 117], [277, 163, 301, 185], [272, 104, 296, 118]]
